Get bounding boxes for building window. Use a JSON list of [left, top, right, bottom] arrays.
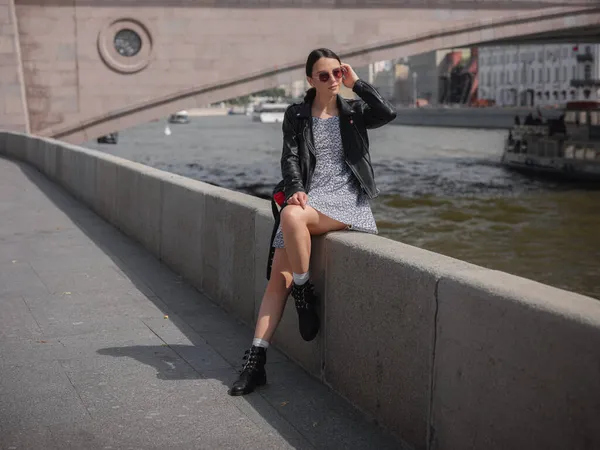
[[584, 64, 592, 81], [500, 72, 505, 84], [563, 66, 567, 82], [539, 68, 543, 83], [547, 68, 551, 82], [531, 69, 535, 83], [555, 67, 559, 83]]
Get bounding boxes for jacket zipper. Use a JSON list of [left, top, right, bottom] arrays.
[[303, 123, 316, 193], [353, 122, 368, 149]]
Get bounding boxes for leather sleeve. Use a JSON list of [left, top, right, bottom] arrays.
[[352, 79, 397, 129], [280, 108, 305, 200]]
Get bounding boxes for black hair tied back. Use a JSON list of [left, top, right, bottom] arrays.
[[304, 87, 317, 103]]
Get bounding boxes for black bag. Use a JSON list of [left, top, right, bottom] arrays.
[[266, 180, 286, 280]]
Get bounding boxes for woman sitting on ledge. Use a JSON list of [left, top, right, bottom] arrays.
[[228, 48, 397, 396]]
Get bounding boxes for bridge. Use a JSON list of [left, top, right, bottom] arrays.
[[2, 131, 600, 450], [1, 0, 600, 142]]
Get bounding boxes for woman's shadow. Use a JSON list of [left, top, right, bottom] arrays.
[[97, 344, 238, 384]]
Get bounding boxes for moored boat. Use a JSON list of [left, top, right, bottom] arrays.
[[501, 101, 600, 181], [251, 102, 289, 124], [168, 111, 190, 124], [97, 132, 118, 144]]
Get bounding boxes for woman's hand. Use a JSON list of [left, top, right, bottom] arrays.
[[341, 63, 360, 90], [287, 191, 308, 209]]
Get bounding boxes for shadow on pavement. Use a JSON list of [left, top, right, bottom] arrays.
[[13, 158, 404, 450]]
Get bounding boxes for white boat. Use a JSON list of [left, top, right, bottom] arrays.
[[501, 101, 600, 181], [252, 102, 289, 124], [168, 110, 190, 124]]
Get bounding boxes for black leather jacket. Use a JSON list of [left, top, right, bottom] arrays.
[[281, 79, 397, 201]]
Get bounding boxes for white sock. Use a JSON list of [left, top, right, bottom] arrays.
[[293, 271, 310, 285], [252, 338, 269, 349]]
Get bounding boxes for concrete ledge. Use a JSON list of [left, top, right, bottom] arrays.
[[2, 132, 600, 450], [432, 269, 600, 450], [159, 179, 207, 291], [323, 232, 482, 446], [114, 164, 162, 257]]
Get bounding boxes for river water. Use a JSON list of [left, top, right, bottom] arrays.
[[86, 116, 600, 300]]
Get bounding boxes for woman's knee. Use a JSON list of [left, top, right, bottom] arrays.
[[280, 205, 308, 228]]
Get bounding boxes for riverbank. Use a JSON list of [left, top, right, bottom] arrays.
[[186, 107, 229, 117], [393, 106, 563, 129]]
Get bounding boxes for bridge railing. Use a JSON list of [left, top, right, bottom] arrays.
[[2, 132, 600, 450]]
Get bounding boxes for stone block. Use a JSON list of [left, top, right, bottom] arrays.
[[3, 93, 25, 116], [0, 34, 14, 53], [0, 66, 18, 84], [55, 144, 96, 206], [4, 131, 26, 159], [323, 232, 479, 449], [201, 189, 264, 325], [24, 135, 45, 171], [93, 156, 118, 226], [159, 177, 211, 291], [114, 163, 162, 257], [431, 269, 600, 450]]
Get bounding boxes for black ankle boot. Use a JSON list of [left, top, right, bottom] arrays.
[[228, 346, 267, 396], [291, 281, 320, 341]]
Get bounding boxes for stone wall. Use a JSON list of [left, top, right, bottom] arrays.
[[0, 0, 27, 132], [2, 132, 600, 450], [393, 106, 564, 129]]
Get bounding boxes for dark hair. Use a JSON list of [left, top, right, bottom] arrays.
[[303, 48, 342, 103]]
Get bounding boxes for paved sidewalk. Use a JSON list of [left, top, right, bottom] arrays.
[[0, 156, 403, 450]]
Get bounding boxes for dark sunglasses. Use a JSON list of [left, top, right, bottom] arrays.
[[315, 67, 344, 83]]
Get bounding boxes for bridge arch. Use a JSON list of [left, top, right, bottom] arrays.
[[10, 2, 600, 143]]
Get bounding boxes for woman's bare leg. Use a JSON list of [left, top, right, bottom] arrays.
[[253, 248, 293, 342], [280, 204, 347, 275], [228, 209, 347, 394]]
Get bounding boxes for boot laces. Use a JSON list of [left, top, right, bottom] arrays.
[[241, 349, 261, 373], [292, 282, 314, 310]]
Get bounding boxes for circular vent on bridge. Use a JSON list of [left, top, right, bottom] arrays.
[[114, 29, 142, 57], [98, 19, 152, 74]]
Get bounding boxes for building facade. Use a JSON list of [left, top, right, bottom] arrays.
[[405, 48, 476, 106], [478, 44, 600, 107]]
